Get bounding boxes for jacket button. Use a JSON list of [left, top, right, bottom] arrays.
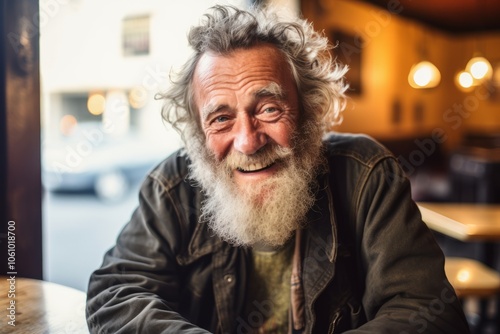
[[224, 274, 234, 283]]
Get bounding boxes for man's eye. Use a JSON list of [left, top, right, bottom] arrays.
[[214, 116, 229, 123], [264, 107, 278, 113]]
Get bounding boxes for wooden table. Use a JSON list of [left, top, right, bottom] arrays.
[[418, 202, 500, 330], [418, 202, 500, 242], [0, 277, 88, 333]]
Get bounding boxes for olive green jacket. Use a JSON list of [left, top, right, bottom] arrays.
[[86, 133, 469, 333]]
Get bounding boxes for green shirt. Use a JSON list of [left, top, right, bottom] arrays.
[[242, 241, 294, 333]]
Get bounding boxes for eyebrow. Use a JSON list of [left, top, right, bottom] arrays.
[[201, 103, 228, 122], [254, 82, 285, 100], [200, 82, 286, 121]]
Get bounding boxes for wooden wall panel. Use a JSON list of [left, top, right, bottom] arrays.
[[1, 0, 42, 279]]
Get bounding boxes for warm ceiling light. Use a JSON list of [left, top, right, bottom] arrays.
[[457, 71, 474, 89], [408, 61, 441, 89], [466, 56, 493, 80]]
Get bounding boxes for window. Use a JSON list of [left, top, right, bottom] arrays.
[[122, 15, 150, 56]]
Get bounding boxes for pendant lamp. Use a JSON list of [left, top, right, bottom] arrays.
[[408, 28, 441, 89], [408, 61, 441, 89], [465, 54, 493, 81]]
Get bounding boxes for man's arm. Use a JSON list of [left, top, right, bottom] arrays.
[[86, 177, 210, 334], [347, 156, 470, 333]]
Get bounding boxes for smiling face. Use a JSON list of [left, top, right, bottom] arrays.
[[186, 44, 323, 247], [193, 44, 300, 191]]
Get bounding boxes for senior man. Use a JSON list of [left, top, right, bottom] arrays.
[[86, 5, 469, 333]]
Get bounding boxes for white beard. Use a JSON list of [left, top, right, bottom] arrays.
[[184, 120, 324, 247]]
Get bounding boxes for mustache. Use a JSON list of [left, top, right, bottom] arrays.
[[223, 145, 293, 171]]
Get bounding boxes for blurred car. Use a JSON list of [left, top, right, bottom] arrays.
[[42, 122, 175, 201]]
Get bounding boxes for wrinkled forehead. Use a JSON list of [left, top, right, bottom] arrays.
[[193, 44, 293, 85], [191, 45, 296, 106]]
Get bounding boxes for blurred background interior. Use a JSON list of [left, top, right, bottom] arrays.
[[2, 0, 500, 332]]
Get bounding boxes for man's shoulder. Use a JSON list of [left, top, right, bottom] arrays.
[[146, 148, 194, 192], [323, 132, 394, 167]]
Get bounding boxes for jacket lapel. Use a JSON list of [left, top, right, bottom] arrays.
[[302, 173, 339, 332]]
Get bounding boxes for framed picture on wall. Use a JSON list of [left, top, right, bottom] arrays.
[[329, 29, 363, 95]]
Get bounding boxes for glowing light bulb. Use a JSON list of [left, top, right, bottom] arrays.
[[466, 56, 492, 80], [414, 66, 432, 87], [458, 71, 473, 88], [408, 61, 441, 89]]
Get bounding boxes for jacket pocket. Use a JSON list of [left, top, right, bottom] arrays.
[[327, 297, 365, 334]]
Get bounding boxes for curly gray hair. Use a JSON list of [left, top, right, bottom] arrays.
[[159, 4, 348, 143]]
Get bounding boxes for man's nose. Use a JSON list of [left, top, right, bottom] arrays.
[[233, 115, 266, 155]]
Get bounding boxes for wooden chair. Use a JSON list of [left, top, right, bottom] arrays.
[[445, 257, 500, 333]]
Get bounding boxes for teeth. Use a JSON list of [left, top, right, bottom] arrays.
[[239, 162, 271, 172]]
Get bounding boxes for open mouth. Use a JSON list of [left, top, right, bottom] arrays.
[[236, 162, 275, 173]]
